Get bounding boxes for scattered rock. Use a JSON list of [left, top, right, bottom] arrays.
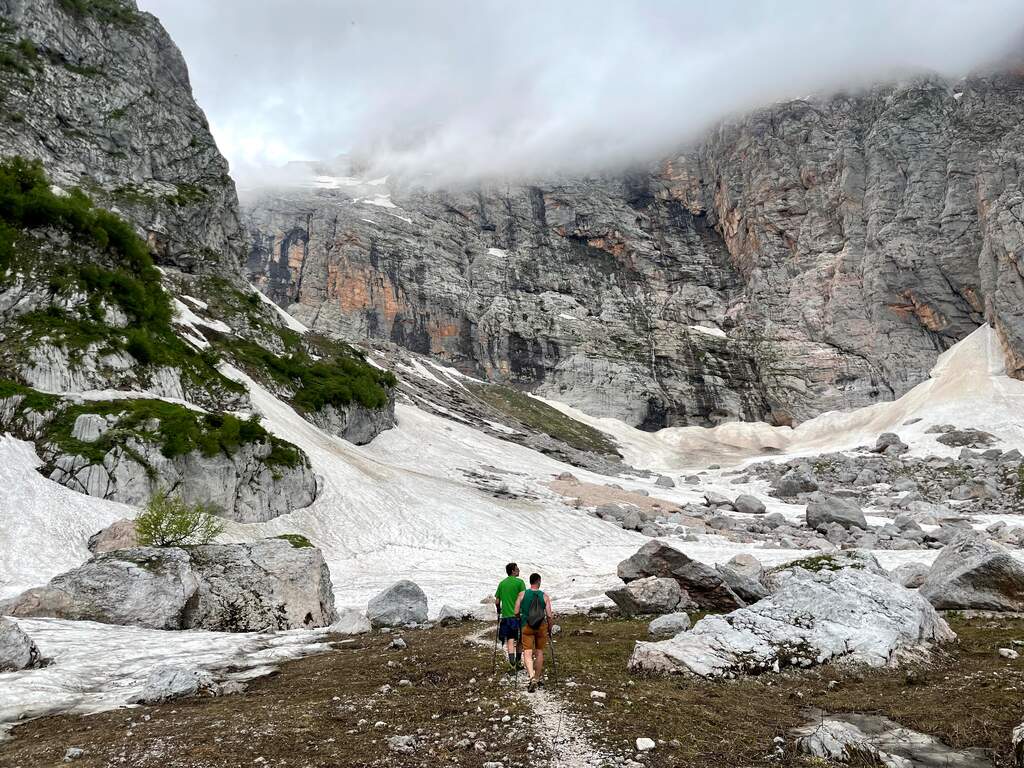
[[936, 429, 997, 448], [63, 747, 86, 762], [733, 494, 767, 515], [367, 580, 428, 628], [387, 735, 417, 754], [131, 664, 220, 704], [806, 495, 869, 531], [648, 612, 691, 637], [999, 647, 1019, 660], [873, 433, 909, 456], [636, 738, 656, 752], [654, 475, 675, 488], [773, 467, 819, 497]]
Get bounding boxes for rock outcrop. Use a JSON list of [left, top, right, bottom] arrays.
[[919, 534, 1024, 611], [0, 540, 337, 631], [628, 562, 954, 677], [793, 712, 994, 768], [244, 70, 1024, 427], [0, 617, 43, 672]]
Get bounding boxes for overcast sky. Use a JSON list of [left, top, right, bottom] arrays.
[[138, 1, 1024, 184]]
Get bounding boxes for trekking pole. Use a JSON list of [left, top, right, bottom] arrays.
[[548, 621, 558, 686], [491, 611, 500, 674]]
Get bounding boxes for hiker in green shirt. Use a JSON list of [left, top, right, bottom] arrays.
[[494, 562, 526, 671]]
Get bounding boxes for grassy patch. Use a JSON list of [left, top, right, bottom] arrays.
[[771, 553, 863, 574], [41, 398, 289, 464], [273, 533, 313, 549], [466, 381, 619, 456], [220, 334, 396, 413], [56, 0, 143, 27], [0, 624, 541, 767], [551, 614, 1024, 767]]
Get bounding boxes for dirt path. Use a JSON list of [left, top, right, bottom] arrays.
[[466, 627, 619, 768]]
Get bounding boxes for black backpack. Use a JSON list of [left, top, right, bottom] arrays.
[[523, 589, 546, 630]]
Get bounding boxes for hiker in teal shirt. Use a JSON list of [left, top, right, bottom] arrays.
[[494, 562, 526, 671]]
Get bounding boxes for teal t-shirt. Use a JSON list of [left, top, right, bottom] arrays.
[[495, 576, 526, 618]]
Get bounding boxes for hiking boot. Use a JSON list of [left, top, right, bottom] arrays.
[[527, 679, 537, 693], [537, 678, 545, 689]]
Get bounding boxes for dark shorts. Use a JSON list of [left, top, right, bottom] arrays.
[[498, 617, 521, 643]]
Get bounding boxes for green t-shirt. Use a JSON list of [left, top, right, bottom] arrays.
[[495, 575, 526, 618]]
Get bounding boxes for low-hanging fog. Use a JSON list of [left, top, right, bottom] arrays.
[[139, 0, 1024, 185]]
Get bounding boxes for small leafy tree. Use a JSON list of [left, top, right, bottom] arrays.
[[135, 491, 224, 547]]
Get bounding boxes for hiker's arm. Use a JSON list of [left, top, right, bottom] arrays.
[[514, 591, 525, 617], [494, 594, 500, 614], [545, 594, 554, 620]]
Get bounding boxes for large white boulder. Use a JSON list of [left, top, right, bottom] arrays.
[[328, 608, 372, 635], [648, 612, 691, 637], [0, 617, 43, 672], [0, 539, 337, 632], [131, 664, 219, 704], [367, 580, 428, 628], [629, 563, 954, 678], [919, 534, 1024, 611], [607, 576, 692, 616]]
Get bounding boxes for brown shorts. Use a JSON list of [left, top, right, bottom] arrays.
[[521, 623, 548, 651]]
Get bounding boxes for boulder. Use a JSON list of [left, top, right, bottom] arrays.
[[0, 617, 43, 672], [1, 540, 337, 631], [919, 534, 1024, 611], [773, 468, 818, 497], [733, 494, 766, 515], [131, 664, 219, 704], [86, 518, 140, 554], [716, 555, 769, 603], [327, 607, 372, 635], [892, 562, 931, 589], [648, 612, 691, 637], [629, 564, 953, 677], [873, 433, 909, 456], [654, 475, 675, 488], [703, 491, 733, 508], [606, 576, 691, 616], [793, 712, 993, 768], [936, 429, 997, 448], [806, 495, 868, 531], [367, 580, 428, 627], [616, 540, 744, 611], [767, 550, 888, 590]]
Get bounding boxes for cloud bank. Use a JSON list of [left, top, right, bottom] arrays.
[[139, 0, 1024, 184]]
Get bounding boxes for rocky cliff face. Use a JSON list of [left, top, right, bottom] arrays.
[[244, 71, 1024, 428], [0, 0, 395, 515], [0, 0, 243, 274]]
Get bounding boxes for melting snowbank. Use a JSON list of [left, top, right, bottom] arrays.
[[0, 618, 332, 740], [539, 326, 1024, 471]]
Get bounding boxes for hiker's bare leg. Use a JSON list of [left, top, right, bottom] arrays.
[[524, 649, 536, 680], [534, 649, 545, 680]]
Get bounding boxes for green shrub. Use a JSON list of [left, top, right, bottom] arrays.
[[273, 533, 313, 549], [134, 490, 224, 547]]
